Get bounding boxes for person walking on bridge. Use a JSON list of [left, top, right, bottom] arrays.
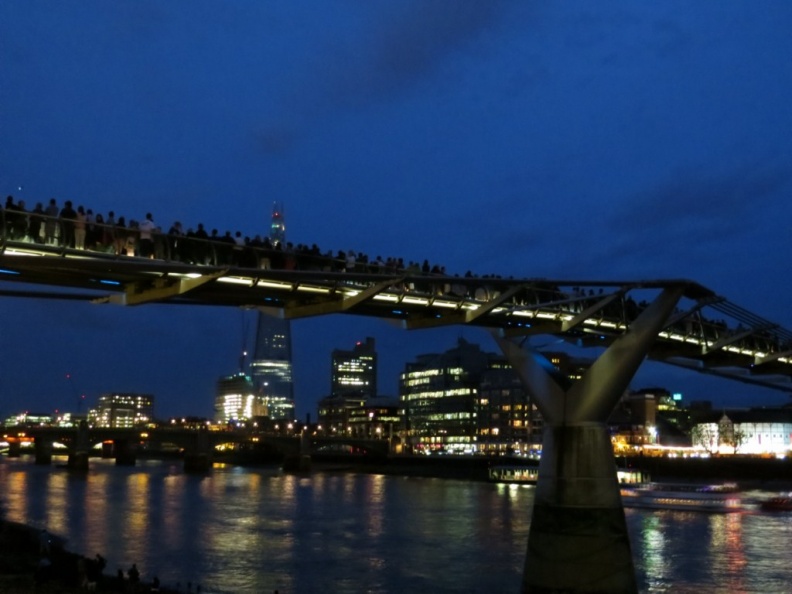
[[44, 198, 59, 244], [59, 200, 77, 248], [138, 212, 157, 259]]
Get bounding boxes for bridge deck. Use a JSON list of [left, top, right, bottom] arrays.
[[2, 237, 792, 392]]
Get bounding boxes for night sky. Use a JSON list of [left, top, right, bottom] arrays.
[[2, 2, 791, 420]]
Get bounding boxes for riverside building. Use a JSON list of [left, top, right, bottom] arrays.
[[401, 341, 597, 455], [400, 338, 510, 455], [89, 393, 154, 428], [347, 396, 400, 439], [214, 372, 264, 424], [317, 337, 380, 434]]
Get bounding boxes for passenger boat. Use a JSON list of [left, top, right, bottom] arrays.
[[759, 496, 792, 512], [488, 465, 645, 486], [488, 464, 539, 484], [621, 482, 743, 513]]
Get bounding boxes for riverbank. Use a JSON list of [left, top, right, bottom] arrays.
[[310, 453, 792, 490], [0, 518, 171, 593]]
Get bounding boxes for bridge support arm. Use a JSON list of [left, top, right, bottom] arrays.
[[496, 286, 684, 593]]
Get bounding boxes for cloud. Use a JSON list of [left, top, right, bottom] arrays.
[[609, 162, 791, 234], [464, 156, 792, 282], [253, 1, 507, 156], [354, 0, 505, 99]]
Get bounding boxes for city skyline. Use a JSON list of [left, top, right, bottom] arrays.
[[2, 2, 792, 418]]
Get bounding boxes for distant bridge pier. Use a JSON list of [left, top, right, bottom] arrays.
[[34, 439, 53, 465], [7, 439, 21, 458], [113, 438, 138, 466], [183, 429, 212, 473], [67, 421, 91, 472], [282, 432, 311, 473], [101, 441, 114, 459], [497, 286, 683, 594]]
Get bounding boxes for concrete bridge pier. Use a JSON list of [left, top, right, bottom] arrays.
[[67, 421, 91, 472], [114, 439, 138, 466], [7, 439, 22, 458], [68, 450, 90, 471], [34, 439, 53, 465], [282, 431, 311, 473], [496, 286, 683, 594], [101, 441, 115, 459], [183, 429, 212, 473]]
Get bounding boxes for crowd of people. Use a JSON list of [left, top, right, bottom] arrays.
[[1, 194, 458, 278]]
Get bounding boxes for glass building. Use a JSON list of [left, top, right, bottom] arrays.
[[248, 201, 295, 420], [400, 338, 503, 454], [331, 337, 377, 398]]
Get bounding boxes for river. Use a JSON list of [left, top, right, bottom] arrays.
[[1, 457, 790, 593]]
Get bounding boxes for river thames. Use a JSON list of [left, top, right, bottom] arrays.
[[1, 457, 790, 593]]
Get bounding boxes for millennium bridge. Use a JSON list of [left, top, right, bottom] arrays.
[[2, 213, 792, 593]]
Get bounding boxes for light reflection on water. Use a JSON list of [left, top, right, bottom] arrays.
[[1, 458, 791, 593]]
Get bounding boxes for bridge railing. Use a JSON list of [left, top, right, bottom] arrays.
[[0, 209, 429, 275]]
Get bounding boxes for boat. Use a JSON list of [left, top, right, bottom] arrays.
[[488, 464, 539, 484], [488, 465, 644, 486], [621, 482, 743, 513], [759, 496, 792, 512]]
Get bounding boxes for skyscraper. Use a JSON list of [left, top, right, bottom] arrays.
[[270, 200, 286, 246], [317, 337, 378, 434], [249, 201, 295, 420], [331, 337, 377, 398]]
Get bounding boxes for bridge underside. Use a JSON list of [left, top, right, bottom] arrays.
[[1, 249, 791, 392]]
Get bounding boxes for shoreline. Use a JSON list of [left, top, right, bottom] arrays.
[[0, 518, 173, 593], [308, 453, 792, 490]]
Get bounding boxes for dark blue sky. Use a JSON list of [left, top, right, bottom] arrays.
[[2, 2, 791, 420]]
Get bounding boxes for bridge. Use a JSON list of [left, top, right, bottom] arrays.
[[3, 217, 792, 593], [4, 424, 390, 471]]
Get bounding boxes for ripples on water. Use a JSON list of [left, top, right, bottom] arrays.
[[1, 458, 790, 593]]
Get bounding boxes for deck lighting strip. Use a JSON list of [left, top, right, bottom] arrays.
[[296, 285, 331, 294], [256, 280, 295, 290], [217, 276, 254, 286], [3, 248, 47, 257], [401, 296, 428, 305], [431, 300, 459, 309]]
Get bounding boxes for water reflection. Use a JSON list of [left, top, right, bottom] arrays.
[[3, 458, 792, 593]]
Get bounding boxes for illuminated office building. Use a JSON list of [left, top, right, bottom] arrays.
[[317, 337, 379, 433], [331, 337, 377, 398], [90, 393, 154, 428], [248, 201, 295, 421], [477, 352, 588, 454], [477, 368, 537, 455], [214, 372, 264, 424], [3, 412, 53, 428], [348, 396, 400, 439], [400, 343, 590, 455], [317, 393, 368, 435], [400, 338, 510, 454]]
